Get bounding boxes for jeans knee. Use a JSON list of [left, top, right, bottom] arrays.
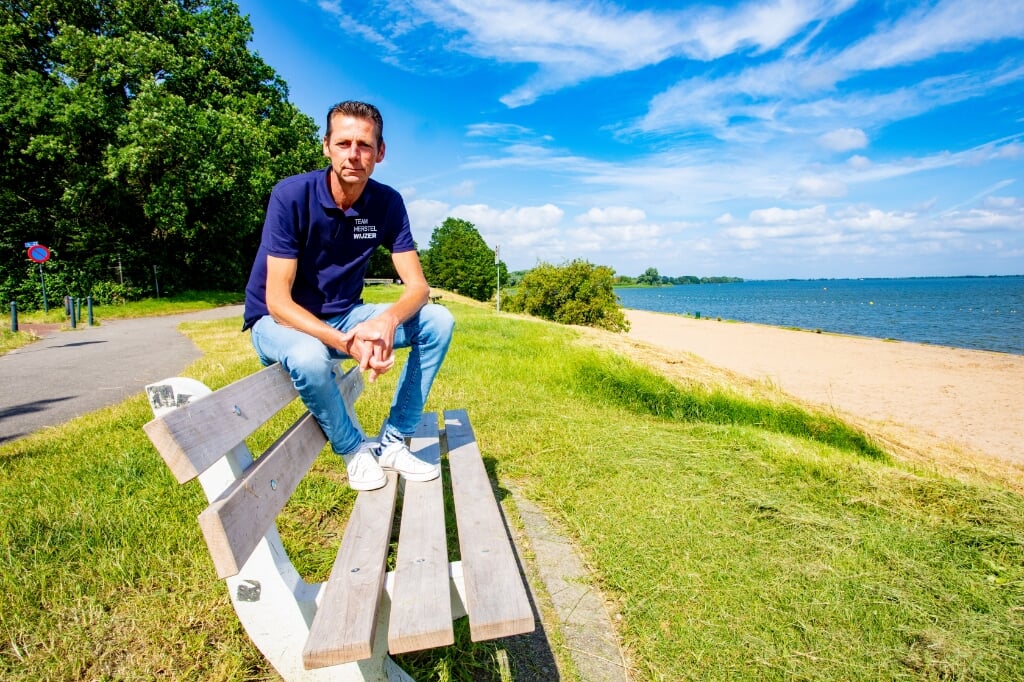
[[282, 342, 334, 388]]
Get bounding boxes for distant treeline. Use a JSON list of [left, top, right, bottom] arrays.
[[614, 267, 743, 287]]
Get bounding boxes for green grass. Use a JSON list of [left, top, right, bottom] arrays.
[[2, 287, 1023, 680], [0, 329, 38, 355], [13, 290, 243, 325], [2, 291, 244, 356]]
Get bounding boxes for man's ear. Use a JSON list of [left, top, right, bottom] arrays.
[[376, 140, 386, 163], [322, 135, 331, 158]]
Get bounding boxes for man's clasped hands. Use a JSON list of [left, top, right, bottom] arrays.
[[337, 315, 400, 383]]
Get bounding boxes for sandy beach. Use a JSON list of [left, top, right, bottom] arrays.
[[594, 309, 1024, 490]]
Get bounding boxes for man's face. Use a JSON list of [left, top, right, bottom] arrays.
[[322, 114, 385, 188]]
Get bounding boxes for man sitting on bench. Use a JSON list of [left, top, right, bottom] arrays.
[[242, 100, 454, 491]]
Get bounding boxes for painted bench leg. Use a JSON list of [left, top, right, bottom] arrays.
[[230, 536, 414, 681], [147, 377, 416, 682]]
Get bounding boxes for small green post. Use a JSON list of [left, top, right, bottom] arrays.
[[70, 297, 77, 329], [87, 296, 94, 326], [10, 301, 17, 333], [39, 263, 48, 313]]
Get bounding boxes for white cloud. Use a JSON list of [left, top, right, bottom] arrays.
[[316, 0, 395, 50], [634, 1, 1024, 148], [984, 195, 1018, 209], [834, 206, 916, 233], [790, 176, 847, 198], [847, 155, 871, 169], [576, 206, 646, 225], [750, 205, 828, 224], [945, 207, 1024, 230], [407, 199, 452, 236], [388, 0, 856, 107], [465, 123, 552, 143], [819, 128, 867, 152], [412, 199, 560, 229], [721, 204, 920, 259], [450, 180, 476, 198], [449, 203, 565, 230], [407, 198, 567, 253], [835, 0, 1024, 71]]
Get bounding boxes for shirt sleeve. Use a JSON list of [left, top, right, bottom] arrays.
[[387, 194, 416, 254], [261, 190, 301, 259]]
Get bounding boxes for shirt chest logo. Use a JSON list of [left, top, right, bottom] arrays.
[[352, 217, 378, 240]]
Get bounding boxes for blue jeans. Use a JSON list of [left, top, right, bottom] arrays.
[[250, 303, 455, 455]]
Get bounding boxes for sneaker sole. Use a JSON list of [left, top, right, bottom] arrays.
[[348, 473, 388, 491], [380, 464, 440, 483]]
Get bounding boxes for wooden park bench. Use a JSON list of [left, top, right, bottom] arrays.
[[142, 362, 534, 681]]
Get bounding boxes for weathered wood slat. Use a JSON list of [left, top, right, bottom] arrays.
[[445, 409, 535, 641], [143, 363, 299, 483], [303, 473, 400, 669], [387, 413, 453, 654], [198, 412, 326, 579]]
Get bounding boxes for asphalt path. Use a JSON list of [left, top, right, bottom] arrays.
[[0, 305, 244, 444]]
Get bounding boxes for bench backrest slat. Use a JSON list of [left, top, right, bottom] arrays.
[[199, 411, 327, 578], [387, 414, 454, 655], [445, 409, 535, 641], [303, 472, 399, 668], [143, 363, 299, 483]]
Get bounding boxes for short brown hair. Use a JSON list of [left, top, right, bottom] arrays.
[[325, 101, 384, 146]]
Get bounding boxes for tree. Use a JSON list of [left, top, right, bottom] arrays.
[[421, 217, 505, 302], [505, 259, 629, 332], [0, 0, 323, 308], [365, 245, 399, 280], [635, 267, 662, 286]]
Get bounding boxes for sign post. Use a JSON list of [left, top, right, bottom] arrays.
[[25, 242, 51, 313], [495, 245, 501, 312]]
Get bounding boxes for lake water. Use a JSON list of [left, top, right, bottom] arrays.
[[615, 277, 1024, 355]]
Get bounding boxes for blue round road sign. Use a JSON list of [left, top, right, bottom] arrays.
[[27, 244, 51, 263]]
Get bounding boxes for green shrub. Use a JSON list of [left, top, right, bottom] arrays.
[[505, 259, 629, 331], [90, 280, 144, 305]]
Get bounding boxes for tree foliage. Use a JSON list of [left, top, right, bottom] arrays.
[[616, 271, 744, 286], [420, 217, 505, 302], [1, 0, 323, 309], [505, 259, 629, 332], [636, 267, 662, 286]]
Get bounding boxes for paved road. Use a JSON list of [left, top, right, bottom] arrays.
[[0, 305, 244, 444]]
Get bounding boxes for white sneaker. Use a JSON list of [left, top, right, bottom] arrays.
[[341, 443, 387, 491], [378, 439, 440, 482]]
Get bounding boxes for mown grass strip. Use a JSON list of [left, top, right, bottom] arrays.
[[574, 356, 887, 460]]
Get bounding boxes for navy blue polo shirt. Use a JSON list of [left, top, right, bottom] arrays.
[[242, 167, 415, 330]]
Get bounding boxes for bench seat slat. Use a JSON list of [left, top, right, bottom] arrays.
[[387, 413, 453, 654], [445, 409, 535, 641], [198, 412, 326, 579], [303, 473, 399, 669], [143, 363, 300, 483]]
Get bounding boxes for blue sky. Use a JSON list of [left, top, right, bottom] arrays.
[[234, 0, 1024, 279]]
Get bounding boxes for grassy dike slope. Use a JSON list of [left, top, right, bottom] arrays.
[[2, 287, 1023, 680]]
